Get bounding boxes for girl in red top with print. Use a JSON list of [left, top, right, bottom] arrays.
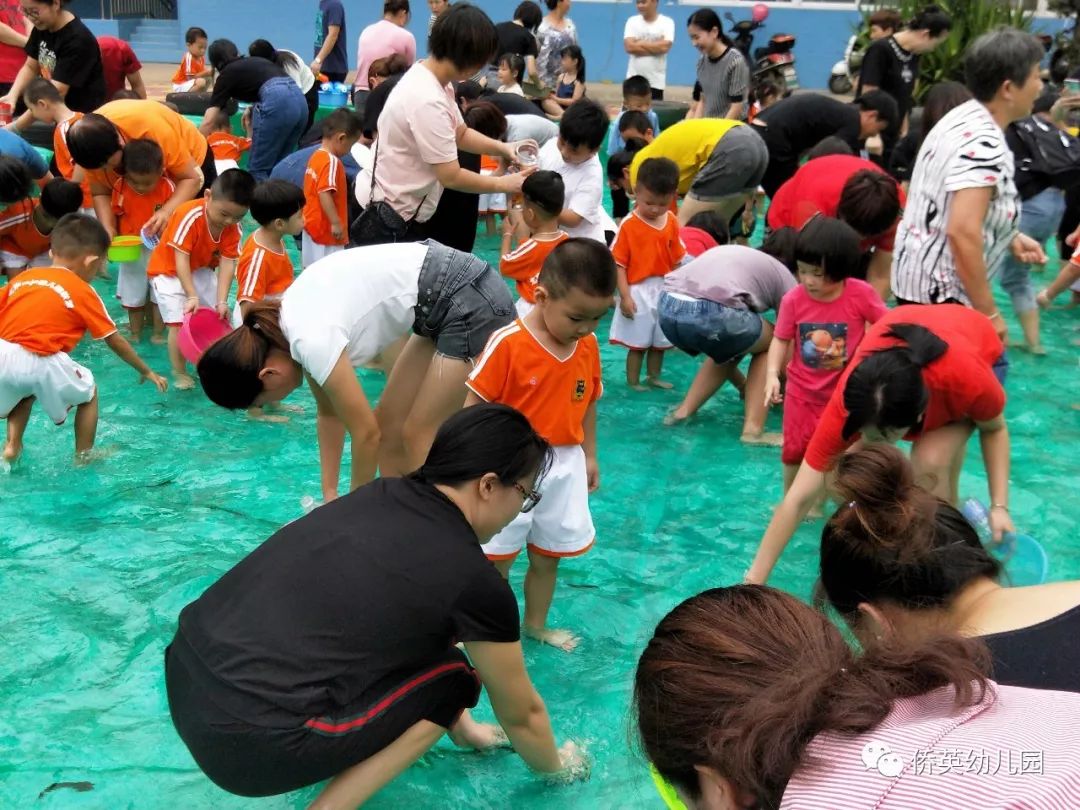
[[747, 303, 1011, 584]]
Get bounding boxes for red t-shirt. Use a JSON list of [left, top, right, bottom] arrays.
[[0, 1, 27, 84], [97, 36, 142, 100], [803, 304, 1005, 472], [766, 155, 907, 253]]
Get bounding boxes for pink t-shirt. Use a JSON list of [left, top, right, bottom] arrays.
[[354, 19, 416, 92], [774, 279, 887, 404], [369, 63, 463, 223]]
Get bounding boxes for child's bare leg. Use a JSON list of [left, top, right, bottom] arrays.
[[3, 396, 34, 462], [625, 349, 647, 390], [150, 306, 166, 344], [522, 548, 578, 652], [541, 97, 562, 118], [740, 327, 783, 445], [1015, 307, 1044, 354], [493, 557, 515, 579], [783, 462, 824, 517], [73, 389, 99, 458], [666, 358, 732, 424], [166, 326, 195, 389], [128, 307, 145, 342], [645, 349, 671, 388]]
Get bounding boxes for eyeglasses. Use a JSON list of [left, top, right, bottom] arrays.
[[513, 482, 542, 513], [21, 6, 41, 18]]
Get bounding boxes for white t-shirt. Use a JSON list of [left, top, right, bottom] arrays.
[[538, 139, 610, 243], [280, 243, 426, 385], [624, 14, 675, 90]]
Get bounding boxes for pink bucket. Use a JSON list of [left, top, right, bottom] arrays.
[[178, 308, 232, 364]]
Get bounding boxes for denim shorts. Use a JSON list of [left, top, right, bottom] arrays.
[[413, 240, 514, 361], [658, 292, 763, 364]]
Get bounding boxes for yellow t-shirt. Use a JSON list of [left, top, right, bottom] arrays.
[[629, 118, 743, 195]]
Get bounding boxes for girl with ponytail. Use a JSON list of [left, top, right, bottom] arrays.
[[747, 304, 1011, 584]]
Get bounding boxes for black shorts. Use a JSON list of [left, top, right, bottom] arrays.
[[165, 634, 481, 798]]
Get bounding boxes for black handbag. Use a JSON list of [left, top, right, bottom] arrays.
[[349, 139, 426, 246]]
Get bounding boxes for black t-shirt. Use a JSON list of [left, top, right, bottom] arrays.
[[209, 57, 288, 109], [177, 477, 520, 724], [856, 36, 919, 120], [754, 94, 862, 162], [25, 16, 105, 113], [889, 132, 919, 183], [478, 88, 546, 118], [982, 603, 1080, 693], [362, 73, 402, 136], [494, 21, 538, 65]]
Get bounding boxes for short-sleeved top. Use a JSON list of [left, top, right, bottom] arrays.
[[506, 114, 559, 147], [611, 210, 686, 285], [146, 198, 242, 278], [0, 198, 49, 259], [236, 235, 295, 303], [280, 242, 426, 385], [172, 50, 205, 85], [0, 266, 116, 355], [803, 304, 1006, 472], [536, 18, 577, 88], [494, 21, 539, 67], [111, 176, 176, 237], [753, 95, 862, 164], [372, 63, 463, 223], [893, 100, 1019, 305], [693, 46, 749, 120], [97, 36, 141, 100], [0, 128, 48, 179], [606, 107, 662, 156], [537, 139, 609, 243], [856, 35, 919, 122], [500, 232, 570, 303], [52, 114, 92, 209], [25, 14, 105, 113], [474, 87, 547, 119], [207, 132, 251, 162], [314, 0, 348, 76], [774, 280, 888, 404], [680, 225, 718, 257], [767, 155, 907, 253], [355, 20, 417, 92], [629, 119, 744, 196], [664, 244, 796, 310], [176, 476, 519, 725], [624, 14, 675, 90], [468, 319, 602, 446], [303, 147, 348, 246], [210, 57, 288, 109]]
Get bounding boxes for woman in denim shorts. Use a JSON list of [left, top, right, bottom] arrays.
[[197, 240, 514, 500], [659, 243, 797, 441]]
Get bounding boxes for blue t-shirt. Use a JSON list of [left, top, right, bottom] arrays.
[[0, 130, 49, 179], [606, 108, 661, 156], [315, 0, 348, 76]]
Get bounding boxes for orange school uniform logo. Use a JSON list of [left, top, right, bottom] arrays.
[[573, 379, 586, 401]]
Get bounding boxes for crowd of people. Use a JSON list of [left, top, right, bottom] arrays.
[[1, 0, 1079, 808]]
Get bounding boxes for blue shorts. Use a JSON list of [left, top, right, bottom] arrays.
[[658, 292, 763, 364]]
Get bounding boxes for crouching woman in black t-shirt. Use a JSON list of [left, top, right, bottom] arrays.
[[165, 404, 587, 805]]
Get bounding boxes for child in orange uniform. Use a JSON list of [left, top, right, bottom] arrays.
[[465, 238, 616, 652], [234, 180, 304, 321], [206, 109, 251, 175], [172, 27, 211, 92], [609, 156, 686, 390], [0, 214, 167, 464], [500, 170, 569, 317], [22, 79, 94, 215], [0, 179, 83, 279], [146, 169, 255, 389], [111, 139, 176, 343], [302, 108, 362, 268]]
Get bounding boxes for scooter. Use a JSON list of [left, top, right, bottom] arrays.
[[829, 34, 864, 95], [724, 7, 799, 96]]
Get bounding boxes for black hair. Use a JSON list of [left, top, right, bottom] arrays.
[[606, 137, 648, 184], [408, 403, 553, 490], [538, 237, 617, 299], [636, 156, 679, 197], [795, 216, 863, 283], [463, 101, 507, 139], [837, 169, 901, 239], [751, 76, 783, 106], [1033, 89, 1059, 115], [559, 98, 608, 151], [623, 75, 651, 100], [210, 168, 257, 207], [918, 80, 972, 145], [854, 89, 900, 133], [185, 26, 208, 44], [618, 110, 652, 136], [39, 178, 82, 221], [560, 44, 585, 83], [760, 226, 798, 275], [248, 39, 302, 74], [384, 0, 411, 15], [249, 179, 305, 226], [522, 170, 564, 217], [544, 0, 559, 10], [66, 113, 122, 170], [964, 28, 1045, 104], [321, 107, 363, 138], [806, 135, 855, 161], [120, 138, 165, 176], [429, 4, 499, 72], [50, 213, 109, 258], [498, 52, 526, 85], [841, 323, 949, 440], [514, 0, 542, 31], [23, 77, 61, 106], [207, 38, 241, 72], [0, 156, 34, 205], [208, 108, 232, 131], [686, 9, 732, 47], [908, 5, 952, 37], [455, 79, 484, 106], [112, 89, 141, 101], [686, 211, 729, 246]]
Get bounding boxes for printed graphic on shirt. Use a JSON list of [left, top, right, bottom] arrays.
[[798, 321, 848, 371], [37, 42, 57, 77], [314, 11, 325, 48], [573, 379, 586, 401]]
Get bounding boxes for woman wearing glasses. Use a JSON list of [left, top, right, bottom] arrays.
[[196, 241, 514, 502], [166, 404, 587, 806]]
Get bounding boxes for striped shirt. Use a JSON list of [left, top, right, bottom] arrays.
[[892, 100, 1019, 305], [693, 47, 749, 120], [781, 683, 1080, 808]]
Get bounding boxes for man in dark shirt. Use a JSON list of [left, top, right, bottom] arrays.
[[313, 0, 348, 82], [493, 4, 541, 83]]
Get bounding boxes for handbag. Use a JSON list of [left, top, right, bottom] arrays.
[[349, 139, 427, 246]]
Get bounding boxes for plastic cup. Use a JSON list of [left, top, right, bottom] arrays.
[[0, 102, 11, 126], [515, 143, 539, 167], [140, 225, 160, 251]]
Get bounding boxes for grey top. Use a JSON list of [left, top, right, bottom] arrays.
[[694, 47, 749, 120], [664, 244, 796, 311], [505, 114, 560, 146]]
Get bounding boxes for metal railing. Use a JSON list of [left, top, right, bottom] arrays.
[[96, 0, 177, 19]]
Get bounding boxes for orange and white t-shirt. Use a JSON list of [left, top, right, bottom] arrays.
[[236, 236, 295, 303], [112, 176, 176, 236], [0, 199, 51, 260], [146, 198, 242, 278], [208, 132, 251, 162], [303, 147, 348, 246], [53, 113, 93, 210], [172, 51, 206, 85], [0, 266, 117, 355], [467, 319, 602, 447], [499, 231, 569, 304], [610, 210, 686, 285]]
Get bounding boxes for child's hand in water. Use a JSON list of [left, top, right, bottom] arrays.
[[763, 373, 783, 408], [142, 371, 169, 393], [619, 296, 637, 319], [547, 741, 590, 783], [989, 504, 1015, 544]]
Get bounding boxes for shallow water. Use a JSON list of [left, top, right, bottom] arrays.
[[1, 226, 1078, 809]]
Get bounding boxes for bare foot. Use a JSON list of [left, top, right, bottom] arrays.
[[741, 431, 783, 447], [150, 333, 167, 345], [74, 446, 116, 466], [628, 382, 649, 392], [1024, 343, 1047, 356], [2, 440, 21, 464], [173, 373, 196, 391], [247, 407, 289, 423], [663, 408, 691, 426], [646, 376, 673, 390], [129, 331, 143, 343], [524, 625, 579, 652]]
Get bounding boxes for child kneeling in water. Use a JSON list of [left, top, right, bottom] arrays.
[[465, 239, 616, 651]]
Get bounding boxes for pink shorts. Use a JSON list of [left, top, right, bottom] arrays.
[[782, 392, 828, 466]]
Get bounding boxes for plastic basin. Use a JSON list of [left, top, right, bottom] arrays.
[[178, 308, 233, 364], [108, 235, 142, 263]]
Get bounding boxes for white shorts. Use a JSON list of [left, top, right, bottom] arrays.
[[151, 268, 217, 326], [609, 275, 672, 351], [514, 298, 534, 318], [478, 168, 507, 214], [172, 80, 197, 93], [116, 247, 153, 309], [302, 232, 343, 268], [0, 339, 96, 424], [1, 250, 49, 273], [483, 444, 595, 560], [214, 158, 239, 175]]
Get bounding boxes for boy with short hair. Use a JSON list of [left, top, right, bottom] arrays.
[[0, 179, 83, 279], [500, 170, 569, 317], [302, 108, 363, 267], [23, 78, 93, 215], [607, 77, 663, 220], [466, 238, 616, 652], [609, 156, 685, 390], [0, 214, 168, 464], [173, 27, 212, 93], [617, 109, 655, 144], [206, 109, 252, 174], [112, 139, 176, 343], [235, 179, 305, 322], [146, 169, 256, 389]]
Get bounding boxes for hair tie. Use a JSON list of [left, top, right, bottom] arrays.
[[847, 501, 857, 510]]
